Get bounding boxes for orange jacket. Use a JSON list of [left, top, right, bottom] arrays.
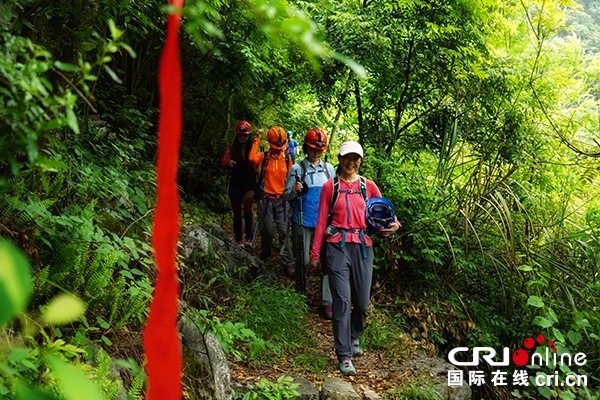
[[249, 136, 292, 196]]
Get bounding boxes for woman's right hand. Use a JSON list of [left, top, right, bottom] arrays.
[[257, 128, 264, 139], [309, 259, 323, 275], [227, 160, 236, 168]]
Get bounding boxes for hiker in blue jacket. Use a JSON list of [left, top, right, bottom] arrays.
[[286, 131, 298, 163], [284, 128, 335, 319]]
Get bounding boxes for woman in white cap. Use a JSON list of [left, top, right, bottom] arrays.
[[309, 140, 400, 376]]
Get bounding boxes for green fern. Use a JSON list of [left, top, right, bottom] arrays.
[[116, 289, 150, 329], [127, 372, 146, 399], [106, 275, 127, 325], [32, 264, 52, 303], [7, 167, 36, 197], [7, 168, 65, 199], [1, 191, 58, 230], [93, 348, 122, 400], [46, 171, 65, 198], [43, 242, 90, 297], [86, 252, 118, 299]]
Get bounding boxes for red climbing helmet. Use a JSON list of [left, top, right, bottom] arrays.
[[267, 126, 287, 149], [236, 121, 252, 135], [304, 128, 328, 150]]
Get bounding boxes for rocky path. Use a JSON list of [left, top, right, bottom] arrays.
[[227, 256, 419, 396], [180, 222, 472, 400]]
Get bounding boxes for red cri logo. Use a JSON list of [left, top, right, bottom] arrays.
[[512, 334, 557, 366]]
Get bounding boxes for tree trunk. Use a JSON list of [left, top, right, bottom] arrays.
[[354, 78, 364, 146], [328, 71, 353, 148]]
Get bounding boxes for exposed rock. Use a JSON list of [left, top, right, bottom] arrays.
[[87, 115, 110, 138], [178, 314, 232, 400], [82, 343, 128, 399], [404, 357, 471, 400], [89, 114, 108, 127], [109, 361, 129, 400], [229, 377, 316, 400], [291, 377, 319, 400], [179, 223, 276, 285], [359, 384, 381, 400], [230, 382, 252, 397], [322, 377, 361, 400]]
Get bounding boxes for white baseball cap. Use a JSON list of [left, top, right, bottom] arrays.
[[338, 141, 363, 158]]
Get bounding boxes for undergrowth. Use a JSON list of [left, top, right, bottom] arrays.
[[179, 237, 312, 366]]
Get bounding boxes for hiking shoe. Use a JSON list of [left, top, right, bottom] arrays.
[[244, 238, 253, 250], [238, 239, 245, 248], [339, 359, 356, 376], [352, 339, 364, 356], [320, 305, 333, 320]]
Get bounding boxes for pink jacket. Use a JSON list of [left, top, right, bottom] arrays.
[[310, 177, 381, 260]]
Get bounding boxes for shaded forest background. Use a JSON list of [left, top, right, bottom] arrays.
[[2, 0, 600, 398]]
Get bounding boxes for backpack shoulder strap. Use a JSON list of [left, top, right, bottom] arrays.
[[258, 151, 269, 182], [330, 176, 366, 213], [321, 161, 331, 180], [330, 176, 340, 212], [359, 176, 367, 202], [300, 159, 308, 182]]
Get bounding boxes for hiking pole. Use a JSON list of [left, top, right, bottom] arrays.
[[294, 172, 306, 295], [251, 217, 259, 249], [220, 159, 232, 227], [251, 145, 266, 250]]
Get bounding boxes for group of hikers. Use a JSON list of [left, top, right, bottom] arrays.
[[220, 121, 400, 376]]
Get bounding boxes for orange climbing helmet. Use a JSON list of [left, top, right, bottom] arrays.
[[304, 128, 328, 150], [267, 126, 287, 149], [236, 121, 252, 135]]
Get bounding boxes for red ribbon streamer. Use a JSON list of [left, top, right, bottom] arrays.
[[143, 0, 184, 398]]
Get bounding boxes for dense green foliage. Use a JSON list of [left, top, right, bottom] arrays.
[[2, 0, 600, 398]]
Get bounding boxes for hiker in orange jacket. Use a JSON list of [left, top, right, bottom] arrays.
[[249, 126, 295, 277]]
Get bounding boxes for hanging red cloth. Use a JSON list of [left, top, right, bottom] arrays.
[[143, 0, 184, 398]]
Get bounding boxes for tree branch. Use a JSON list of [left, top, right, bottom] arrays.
[[531, 85, 600, 157], [52, 67, 98, 113]]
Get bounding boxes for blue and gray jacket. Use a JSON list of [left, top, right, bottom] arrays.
[[284, 159, 335, 228]]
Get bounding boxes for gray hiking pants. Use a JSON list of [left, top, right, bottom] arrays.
[[325, 241, 374, 362], [291, 222, 333, 305], [258, 197, 294, 269]]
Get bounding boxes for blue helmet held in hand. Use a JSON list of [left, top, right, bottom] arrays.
[[366, 197, 395, 231]]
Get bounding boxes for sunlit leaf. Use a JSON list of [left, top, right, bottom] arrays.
[[527, 296, 545, 308], [45, 355, 104, 400], [54, 61, 80, 72], [103, 65, 123, 84], [66, 107, 80, 134], [0, 241, 32, 327], [41, 294, 86, 325], [532, 316, 553, 328]]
